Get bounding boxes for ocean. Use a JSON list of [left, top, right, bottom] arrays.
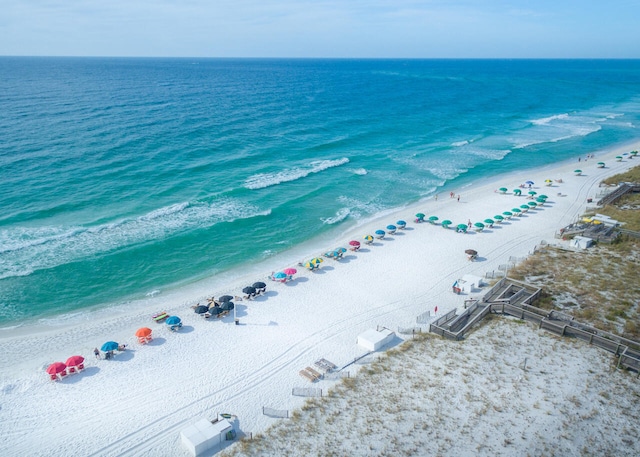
[[1, 58, 639, 325]]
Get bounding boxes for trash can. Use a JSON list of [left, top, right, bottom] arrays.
[[234, 319, 239, 325]]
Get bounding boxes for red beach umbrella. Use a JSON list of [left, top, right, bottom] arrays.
[[65, 355, 85, 367], [46, 362, 67, 375], [349, 240, 361, 247], [283, 268, 297, 275]]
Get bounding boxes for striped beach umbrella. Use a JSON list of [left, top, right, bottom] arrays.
[[363, 235, 374, 244]]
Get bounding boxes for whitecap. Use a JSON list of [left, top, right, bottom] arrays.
[[530, 113, 569, 125], [352, 168, 367, 175], [244, 157, 350, 190], [321, 207, 350, 225]]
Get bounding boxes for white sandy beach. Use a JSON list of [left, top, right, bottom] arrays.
[[0, 143, 639, 457]]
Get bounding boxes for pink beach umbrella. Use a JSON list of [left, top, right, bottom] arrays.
[[349, 240, 361, 250], [46, 362, 67, 380], [65, 355, 85, 367], [283, 268, 297, 276]]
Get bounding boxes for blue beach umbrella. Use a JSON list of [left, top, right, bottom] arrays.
[[166, 316, 181, 326], [386, 224, 397, 234], [396, 220, 406, 229], [525, 181, 534, 186], [273, 271, 288, 280], [101, 341, 119, 352], [375, 230, 386, 239]]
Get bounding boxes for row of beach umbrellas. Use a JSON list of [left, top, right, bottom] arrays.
[[46, 355, 86, 380]]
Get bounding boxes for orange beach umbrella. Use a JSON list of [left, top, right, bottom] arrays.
[[135, 327, 153, 338]]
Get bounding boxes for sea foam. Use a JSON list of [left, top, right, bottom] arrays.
[[244, 158, 350, 190]]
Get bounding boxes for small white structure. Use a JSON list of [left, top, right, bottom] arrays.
[[593, 214, 620, 227], [357, 328, 395, 352], [181, 416, 233, 457], [571, 236, 594, 250], [458, 274, 485, 293]]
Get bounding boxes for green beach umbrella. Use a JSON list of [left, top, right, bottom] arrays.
[[616, 156, 623, 161], [520, 204, 529, 211], [527, 202, 537, 208], [474, 222, 485, 231], [441, 220, 452, 227], [503, 211, 513, 218], [630, 150, 638, 156], [428, 216, 439, 223], [511, 208, 522, 214], [528, 190, 537, 196], [493, 215, 504, 221], [574, 169, 582, 175], [535, 198, 546, 206], [597, 162, 605, 168], [484, 218, 495, 226], [513, 189, 522, 195], [415, 213, 425, 220], [456, 224, 468, 232], [498, 187, 508, 194], [538, 195, 548, 200]]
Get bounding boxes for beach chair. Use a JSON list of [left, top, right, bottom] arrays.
[[67, 366, 76, 374], [77, 363, 85, 371], [170, 323, 183, 331], [152, 312, 169, 323], [299, 369, 317, 382], [50, 373, 58, 381], [59, 370, 68, 378], [306, 366, 323, 380]]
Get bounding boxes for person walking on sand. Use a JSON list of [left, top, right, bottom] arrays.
[[94, 348, 100, 359], [457, 194, 460, 202]]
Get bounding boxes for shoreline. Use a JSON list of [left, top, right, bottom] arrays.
[[0, 140, 638, 456], [3, 137, 639, 339]]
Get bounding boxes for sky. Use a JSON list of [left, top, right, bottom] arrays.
[[1, 0, 639, 58]]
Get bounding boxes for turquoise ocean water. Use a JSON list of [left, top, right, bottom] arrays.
[[1, 58, 639, 325]]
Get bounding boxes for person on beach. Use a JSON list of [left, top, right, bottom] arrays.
[[457, 194, 460, 202], [467, 219, 472, 229], [94, 348, 100, 359], [450, 191, 454, 198]]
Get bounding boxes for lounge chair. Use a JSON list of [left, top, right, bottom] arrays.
[[152, 312, 169, 323], [77, 363, 85, 371], [67, 366, 76, 374], [306, 366, 323, 379], [50, 373, 58, 381], [299, 369, 317, 382]]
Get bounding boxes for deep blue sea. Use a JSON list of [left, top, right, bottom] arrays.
[[1, 58, 639, 325]]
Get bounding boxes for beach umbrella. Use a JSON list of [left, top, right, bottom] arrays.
[[283, 268, 297, 275], [135, 327, 152, 338], [493, 215, 504, 222], [525, 181, 534, 186], [511, 207, 522, 214], [616, 156, 623, 161], [538, 195, 548, 200], [513, 189, 522, 195], [544, 179, 553, 186], [303, 261, 315, 270], [349, 240, 361, 248], [441, 220, 452, 227], [336, 247, 347, 253], [396, 220, 406, 228], [474, 222, 485, 229], [484, 218, 494, 226], [465, 249, 478, 256], [527, 202, 537, 208], [252, 281, 266, 289], [218, 295, 234, 303], [574, 169, 582, 175], [363, 235, 374, 244], [46, 362, 67, 375], [208, 306, 223, 315], [101, 341, 119, 352], [597, 162, 605, 168], [528, 190, 537, 196], [502, 211, 513, 218], [386, 224, 396, 233], [428, 216, 439, 223], [309, 257, 323, 265], [165, 316, 181, 326], [415, 213, 425, 221], [498, 187, 508, 194], [631, 150, 638, 156], [221, 301, 234, 311], [242, 286, 256, 295], [456, 224, 468, 232], [194, 305, 209, 314], [273, 271, 288, 280], [65, 355, 85, 367], [520, 204, 530, 211], [375, 230, 385, 239]]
